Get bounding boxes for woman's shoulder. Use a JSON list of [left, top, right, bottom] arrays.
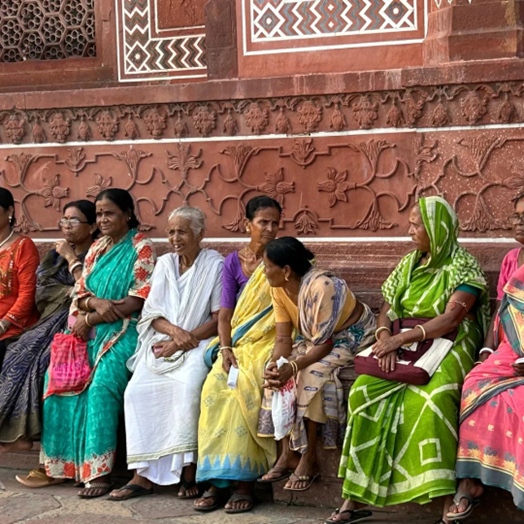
[[224, 250, 240, 264], [131, 232, 156, 257], [501, 247, 521, 265], [14, 235, 39, 257]]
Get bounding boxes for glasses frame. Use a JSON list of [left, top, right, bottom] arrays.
[[59, 218, 90, 227]]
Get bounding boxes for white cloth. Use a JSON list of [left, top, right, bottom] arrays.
[[124, 249, 223, 485]]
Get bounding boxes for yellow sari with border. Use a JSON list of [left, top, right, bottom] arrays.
[[196, 264, 277, 484]]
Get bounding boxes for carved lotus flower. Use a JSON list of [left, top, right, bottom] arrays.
[[39, 175, 69, 211], [297, 101, 322, 132], [294, 209, 318, 235], [193, 107, 216, 137], [244, 103, 269, 134], [460, 91, 488, 125], [318, 168, 350, 207], [291, 139, 315, 168], [14, 212, 40, 234], [96, 111, 119, 141], [144, 108, 167, 138], [48, 112, 71, 143], [223, 113, 238, 136], [86, 173, 112, 198], [4, 115, 26, 144], [258, 168, 294, 205], [352, 95, 378, 130]]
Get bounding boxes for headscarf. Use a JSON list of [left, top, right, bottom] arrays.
[[382, 196, 490, 335]]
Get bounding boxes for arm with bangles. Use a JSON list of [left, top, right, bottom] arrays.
[[372, 290, 478, 372], [151, 313, 219, 358], [72, 296, 145, 340]]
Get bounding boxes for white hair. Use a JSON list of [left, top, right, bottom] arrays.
[[168, 206, 206, 236]]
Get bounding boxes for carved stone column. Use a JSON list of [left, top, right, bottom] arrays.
[[205, 0, 238, 79], [424, 0, 524, 64]]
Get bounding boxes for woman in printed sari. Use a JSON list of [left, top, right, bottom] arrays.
[[109, 206, 223, 501], [326, 196, 489, 524], [194, 195, 281, 514], [259, 237, 376, 492], [16, 188, 156, 498], [0, 200, 97, 455], [447, 251, 524, 517]]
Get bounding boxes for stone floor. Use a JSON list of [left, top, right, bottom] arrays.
[[0, 468, 449, 524]]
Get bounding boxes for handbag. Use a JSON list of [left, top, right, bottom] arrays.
[[354, 318, 457, 385], [44, 333, 92, 398]]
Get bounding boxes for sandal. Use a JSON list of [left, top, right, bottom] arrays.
[[324, 508, 373, 523], [78, 480, 115, 499], [193, 489, 223, 512], [178, 478, 200, 499], [109, 483, 153, 501], [224, 492, 255, 514], [257, 466, 293, 484], [15, 468, 65, 489], [283, 472, 320, 492], [446, 491, 481, 521]]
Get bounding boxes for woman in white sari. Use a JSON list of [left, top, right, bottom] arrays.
[[110, 206, 223, 501]]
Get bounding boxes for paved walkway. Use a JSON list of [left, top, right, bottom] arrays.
[[0, 468, 443, 524]]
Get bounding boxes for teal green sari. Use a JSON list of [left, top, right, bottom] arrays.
[[41, 230, 155, 483]]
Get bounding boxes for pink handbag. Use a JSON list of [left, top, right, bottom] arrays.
[[45, 333, 91, 398]]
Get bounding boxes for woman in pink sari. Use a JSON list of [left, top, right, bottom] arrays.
[[447, 263, 524, 520]]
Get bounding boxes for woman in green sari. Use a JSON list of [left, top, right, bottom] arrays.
[[326, 197, 489, 524], [17, 189, 156, 498]]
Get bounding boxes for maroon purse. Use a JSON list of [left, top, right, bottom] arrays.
[[354, 318, 457, 385]]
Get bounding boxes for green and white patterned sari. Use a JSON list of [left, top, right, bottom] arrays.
[[338, 196, 490, 506]]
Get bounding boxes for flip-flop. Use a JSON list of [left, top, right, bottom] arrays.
[[78, 481, 115, 499], [446, 491, 481, 521], [224, 492, 255, 514], [178, 478, 200, 499], [324, 508, 373, 523], [15, 468, 65, 488], [193, 489, 223, 512], [257, 466, 293, 484], [108, 483, 153, 501], [283, 472, 320, 492]]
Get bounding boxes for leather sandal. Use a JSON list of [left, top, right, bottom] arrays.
[[193, 489, 223, 512], [324, 508, 373, 523], [15, 468, 65, 488], [283, 471, 320, 492], [446, 491, 481, 521], [78, 480, 114, 499], [257, 466, 293, 483], [224, 492, 255, 514], [178, 478, 200, 499]]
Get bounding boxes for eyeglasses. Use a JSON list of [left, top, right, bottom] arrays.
[[59, 218, 89, 227], [509, 213, 524, 225]]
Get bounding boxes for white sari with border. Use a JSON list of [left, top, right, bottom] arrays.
[[124, 249, 223, 485]]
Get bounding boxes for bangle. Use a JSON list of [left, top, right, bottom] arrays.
[[84, 313, 93, 328], [219, 346, 233, 354], [69, 261, 82, 275], [479, 347, 494, 356], [375, 326, 392, 341], [85, 297, 92, 311], [0, 320, 7, 334], [290, 360, 299, 377], [415, 324, 426, 341]]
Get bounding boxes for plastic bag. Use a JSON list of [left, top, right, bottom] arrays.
[[45, 333, 91, 398], [271, 357, 297, 441]]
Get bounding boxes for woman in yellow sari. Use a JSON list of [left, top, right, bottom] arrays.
[[194, 196, 281, 514]]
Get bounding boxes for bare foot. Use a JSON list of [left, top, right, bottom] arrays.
[[109, 473, 152, 499], [194, 485, 220, 509], [224, 481, 254, 512], [178, 464, 198, 498], [0, 439, 33, 453], [447, 478, 484, 517], [284, 453, 319, 490]]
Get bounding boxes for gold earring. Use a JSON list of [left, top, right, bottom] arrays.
[[285, 276, 289, 282], [246, 227, 251, 232]]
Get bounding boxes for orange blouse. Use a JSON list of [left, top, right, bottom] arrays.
[[0, 236, 40, 340]]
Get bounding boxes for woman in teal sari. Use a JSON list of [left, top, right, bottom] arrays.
[[326, 197, 489, 524], [17, 189, 156, 498]]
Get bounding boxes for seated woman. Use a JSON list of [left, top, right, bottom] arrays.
[[109, 206, 223, 501], [0, 188, 40, 370], [16, 188, 156, 498], [259, 237, 376, 491], [326, 196, 489, 524], [447, 200, 524, 520], [0, 200, 97, 456], [194, 195, 282, 514]]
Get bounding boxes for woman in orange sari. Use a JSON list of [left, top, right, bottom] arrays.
[[0, 188, 40, 370]]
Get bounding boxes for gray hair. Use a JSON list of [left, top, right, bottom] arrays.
[[168, 206, 206, 236]]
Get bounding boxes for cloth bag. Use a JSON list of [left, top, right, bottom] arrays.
[[271, 357, 297, 440], [354, 318, 457, 385], [45, 332, 91, 398]]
